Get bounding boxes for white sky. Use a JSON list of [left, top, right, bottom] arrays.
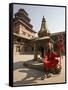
[[13, 4, 65, 33]]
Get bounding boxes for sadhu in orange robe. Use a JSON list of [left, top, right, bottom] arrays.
[[43, 51, 60, 72]]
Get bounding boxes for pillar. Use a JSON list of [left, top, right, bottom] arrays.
[[34, 42, 38, 60]]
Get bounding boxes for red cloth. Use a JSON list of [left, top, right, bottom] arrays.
[[43, 52, 59, 71]]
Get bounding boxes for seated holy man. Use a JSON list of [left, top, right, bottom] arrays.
[[41, 41, 60, 79]]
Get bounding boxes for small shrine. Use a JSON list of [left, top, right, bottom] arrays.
[[33, 16, 53, 61]]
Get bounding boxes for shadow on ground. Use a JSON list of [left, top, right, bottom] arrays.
[[13, 59, 35, 70], [13, 61, 45, 86], [13, 61, 25, 70], [13, 69, 45, 86]]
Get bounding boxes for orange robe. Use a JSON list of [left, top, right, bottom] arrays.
[[43, 52, 59, 71]]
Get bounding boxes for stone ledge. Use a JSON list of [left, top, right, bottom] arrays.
[[23, 59, 61, 74], [23, 59, 44, 71]]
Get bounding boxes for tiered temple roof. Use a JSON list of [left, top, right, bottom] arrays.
[[14, 9, 36, 33]]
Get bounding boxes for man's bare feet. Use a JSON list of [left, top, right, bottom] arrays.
[[46, 73, 51, 78]]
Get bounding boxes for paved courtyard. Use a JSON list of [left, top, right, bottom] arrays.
[[13, 55, 65, 86]]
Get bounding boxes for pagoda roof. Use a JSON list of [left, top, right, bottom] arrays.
[[18, 9, 28, 16], [14, 19, 36, 33]]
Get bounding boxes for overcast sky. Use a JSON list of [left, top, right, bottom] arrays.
[[13, 4, 65, 33]]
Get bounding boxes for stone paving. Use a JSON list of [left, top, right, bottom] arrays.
[[13, 55, 65, 86]]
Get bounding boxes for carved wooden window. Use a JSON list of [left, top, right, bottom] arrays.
[[16, 46, 20, 52]]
